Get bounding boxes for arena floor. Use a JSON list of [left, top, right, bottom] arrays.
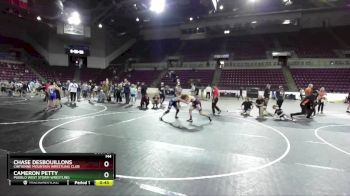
[[0, 95, 350, 196]]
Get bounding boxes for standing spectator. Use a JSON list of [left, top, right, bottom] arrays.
[[212, 86, 221, 115], [317, 87, 327, 114], [140, 82, 148, 105], [123, 79, 131, 104], [275, 86, 285, 108], [346, 92, 350, 113], [205, 84, 212, 100], [115, 83, 123, 103], [299, 88, 305, 100], [238, 87, 243, 100], [81, 82, 89, 100], [77, 82, 81, 102], [68, 80, 78, 105], [263, 84, 271, 115], [190, 83, 196, 96], [130, 84, 137, 105], [159, 82, 166, 105]]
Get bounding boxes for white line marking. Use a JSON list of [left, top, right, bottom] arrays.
[[39, 111, 290, 181], [304, 141, 326, 145], [139, 183, 187, 196], [39, 112, 152, 153], [114, 116, 290, 181], [314, 125, 350, 156], [59, 136, 81, 144], [295, 163, 345, 172], [145, 140, 205, 151], [234, 133, 270, 139], [0, 105, 107, 125]]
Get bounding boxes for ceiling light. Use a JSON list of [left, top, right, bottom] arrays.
[[67, 11, 81, 25], [283, 0, 293, 6], [189, 17, 193, 21], [224, 30, 230, 34], [282, 19, 291, 24], [136, 17, 140, 22], [36, 16, 41, 21], [196, 27, 199, 31], [150, 0, 165, 14], [251, 21, 257, 24], [98, 23, 103, 28], [219, 5, 224, 10], [249, 0, 257, 3]]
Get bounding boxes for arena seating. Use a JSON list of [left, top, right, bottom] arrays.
[[277, 30, 339, 58], [32, 65, 75, 82], [0, 34, 42, 58], [161, 69, 215, 88], [80, 68, 103, 82], [0, 62, 36, 81], [114, 39, 180, 63], [291, 68, 350, 93], [332, 26, 350, 47], [219, 69, 287, 90], [120, 70, 162, 86]]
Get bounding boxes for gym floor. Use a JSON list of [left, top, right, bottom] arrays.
[[0, 95, 350, 196]]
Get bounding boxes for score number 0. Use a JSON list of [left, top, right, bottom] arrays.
[[104, 160, 110, 178]]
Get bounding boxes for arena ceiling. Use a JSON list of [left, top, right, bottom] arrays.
[[1, 0, 349, 35], [74, 0, 350, 31]]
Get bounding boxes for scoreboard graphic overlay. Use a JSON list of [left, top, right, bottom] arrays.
[[7, 153, 116, 186]]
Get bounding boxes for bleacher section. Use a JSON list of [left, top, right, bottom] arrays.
[[121, 70, 162, 85], [219, 69, 287, 90], [113, 39, 180, 63], [276, 30, 339, 58], [0, 34, 42, 58], [113, 27, 350, 62], [161, 69, 215, 88], [80, 68, 103, 82], [0, 62, 36, 81], [32, 65, 75, 82], [291, 68, 350, 93]]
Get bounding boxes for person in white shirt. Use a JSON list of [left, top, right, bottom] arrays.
[[68, 80, 78, 104], [205, 85, 212, 100]]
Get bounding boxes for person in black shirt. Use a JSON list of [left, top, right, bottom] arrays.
[[275, 86, 285, 108], [238, 87, 243, 100], [140, 82, 148, 106], [159, 82, 166, 105], [123, 80, 131, 104], [241, 97, 253, 116], [114, 83, 122, 103], [290, 91, 317, 120]]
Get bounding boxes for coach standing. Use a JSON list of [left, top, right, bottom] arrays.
[[212, 86, 221, 115]]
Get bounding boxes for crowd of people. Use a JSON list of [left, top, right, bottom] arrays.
[[1, 74, 350, 122]]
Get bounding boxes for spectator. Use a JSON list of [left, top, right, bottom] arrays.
[[275, 86, 285, 108], [68, 80, 78, 105], [123, 79, 131, 104], [205, 84, 212, 99]]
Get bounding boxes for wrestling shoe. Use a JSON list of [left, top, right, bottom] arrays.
[[187, 119, 193, 123]]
